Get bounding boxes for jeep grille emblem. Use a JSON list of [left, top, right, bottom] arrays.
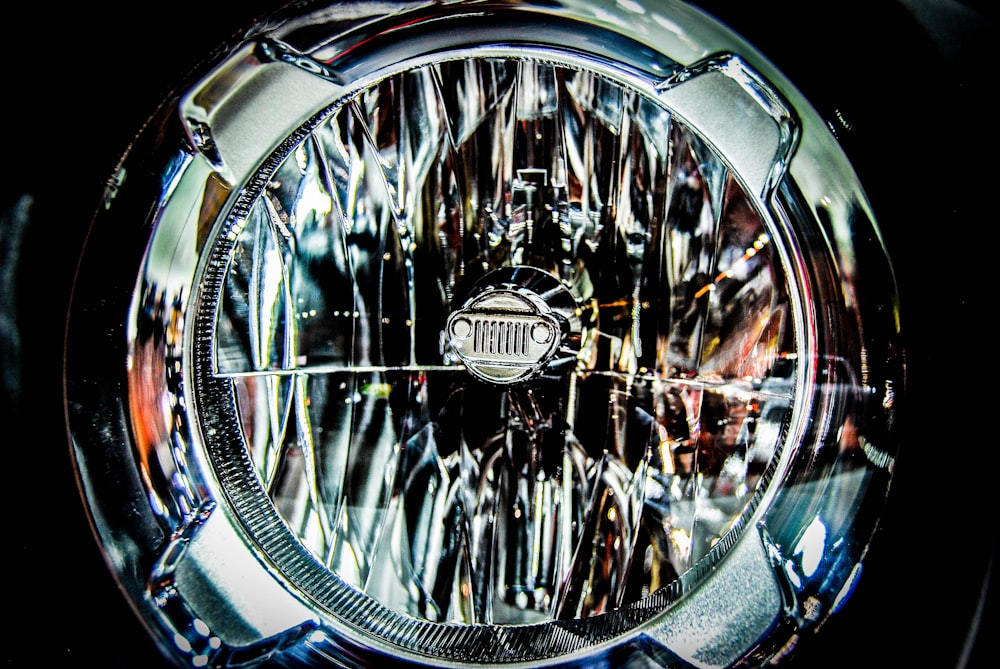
[[447, 286, 564, 384]]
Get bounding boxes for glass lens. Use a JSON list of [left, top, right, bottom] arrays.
[[205, 55, 796, 637]]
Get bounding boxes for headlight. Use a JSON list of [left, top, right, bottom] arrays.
[[65, 1, 904, 667]]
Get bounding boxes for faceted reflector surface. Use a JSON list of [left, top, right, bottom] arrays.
[[214, 57, 795, 626]]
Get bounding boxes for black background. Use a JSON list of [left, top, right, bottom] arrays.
[[2, 1, 994, 667]]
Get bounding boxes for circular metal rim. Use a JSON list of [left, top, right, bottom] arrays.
[[189, 54, 790, 667], [64, 2, 905, 668]]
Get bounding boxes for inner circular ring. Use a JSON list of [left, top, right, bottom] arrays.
[[192, 46, 799, 663]]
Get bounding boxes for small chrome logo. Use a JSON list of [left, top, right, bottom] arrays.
[[447, 286, 564, 384]]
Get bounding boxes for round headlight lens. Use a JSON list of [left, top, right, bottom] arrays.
[[198, 48, 794, 660], [66, 2, 904, 668]]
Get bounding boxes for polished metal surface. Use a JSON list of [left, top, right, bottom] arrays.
[[64, 2, 905, 667], [445, 267, 579, 384]]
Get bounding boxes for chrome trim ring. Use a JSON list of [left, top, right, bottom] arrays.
[[65, 2, 904, 668]]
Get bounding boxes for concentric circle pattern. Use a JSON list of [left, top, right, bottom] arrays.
[[194, 52, 795, 657], [64, 2, 904, 668]]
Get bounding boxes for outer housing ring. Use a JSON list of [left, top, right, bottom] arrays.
[[64, 2, 904, 668]]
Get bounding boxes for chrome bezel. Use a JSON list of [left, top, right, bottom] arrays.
[[65, 2, 903, 668]]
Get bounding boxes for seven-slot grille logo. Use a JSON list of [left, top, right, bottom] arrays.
[[447, 287, 563, 384]]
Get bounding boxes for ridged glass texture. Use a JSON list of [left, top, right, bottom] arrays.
[[213, 57, 794, 626]]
